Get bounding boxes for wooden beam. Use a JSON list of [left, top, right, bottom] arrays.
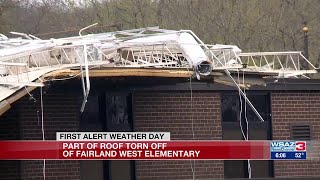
[[0, 100, 11, 116], [45, 68, 193, 79], [44, 68, 223, 80], [87, 69, 194, 77], [214, 79, 249, 89], [0, 82, 44, 87]]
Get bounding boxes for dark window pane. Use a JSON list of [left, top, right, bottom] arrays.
[[221, 94, 239, 122], [105, 93, 133, 131], [246, 94, 270, 122]]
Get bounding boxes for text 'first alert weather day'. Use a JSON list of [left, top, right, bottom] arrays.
[[57, 132, 171, 141]]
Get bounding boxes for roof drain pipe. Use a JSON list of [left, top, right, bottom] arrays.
[[180, 30, 265, 122], [40, 87, 46, 180], [80, 43, 90, 112], [79, 23, 97, 112], [175, 32, 212, 79]]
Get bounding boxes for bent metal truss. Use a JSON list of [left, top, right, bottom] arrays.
[[0, 25, 317, 117]]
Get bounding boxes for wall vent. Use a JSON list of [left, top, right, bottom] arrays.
[[290, 124, 311, 140]]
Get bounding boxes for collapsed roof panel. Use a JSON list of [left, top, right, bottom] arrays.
[[0, 26, 318, 115]]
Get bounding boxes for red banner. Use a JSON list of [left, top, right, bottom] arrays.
[[0, 141, 270, 160]]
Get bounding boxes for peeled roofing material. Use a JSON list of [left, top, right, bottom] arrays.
[[0, 28, 219, 105], [0, 27, 317, 111], [125, 32, 212, 75]]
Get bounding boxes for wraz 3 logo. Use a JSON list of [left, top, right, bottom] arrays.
[[270, 141, 306, 152], [295, 141, 306, 151]]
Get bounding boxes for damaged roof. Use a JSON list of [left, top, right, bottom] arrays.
[[0, 25, 318, 116]]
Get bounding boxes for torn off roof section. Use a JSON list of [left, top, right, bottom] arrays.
[[0, 26, 317, 115]]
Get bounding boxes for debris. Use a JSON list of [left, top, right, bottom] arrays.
[[0, 26, 317, 115]]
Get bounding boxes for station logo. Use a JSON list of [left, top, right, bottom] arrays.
[[270, 141, 306, 152]]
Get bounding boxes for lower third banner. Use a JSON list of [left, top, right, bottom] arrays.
[[0, 141, 272, 160]]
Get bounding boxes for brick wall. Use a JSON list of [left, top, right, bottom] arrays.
[[0, 104, 20, 180], [3, 86, 319, 179], [272, 92, 320, 177], [133, 91, 223, 180], [0, 86, 82, 180], [19, 90, 80, 140], [18, 89, 81, 180]]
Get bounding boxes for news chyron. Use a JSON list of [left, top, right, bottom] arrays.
[[270, 141, 306, 160]]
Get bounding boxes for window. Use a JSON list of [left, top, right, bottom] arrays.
[[80, 93, 135, 180], [105, 94, 133, 131], [104, 93, 135, 180], [221, 93, 271, 123], [221, 92, 273, 179]]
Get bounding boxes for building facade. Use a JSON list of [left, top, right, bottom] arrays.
[[0, 78, 319, 180]]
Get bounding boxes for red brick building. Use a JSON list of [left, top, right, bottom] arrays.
[[0, 77, 319, 180]]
